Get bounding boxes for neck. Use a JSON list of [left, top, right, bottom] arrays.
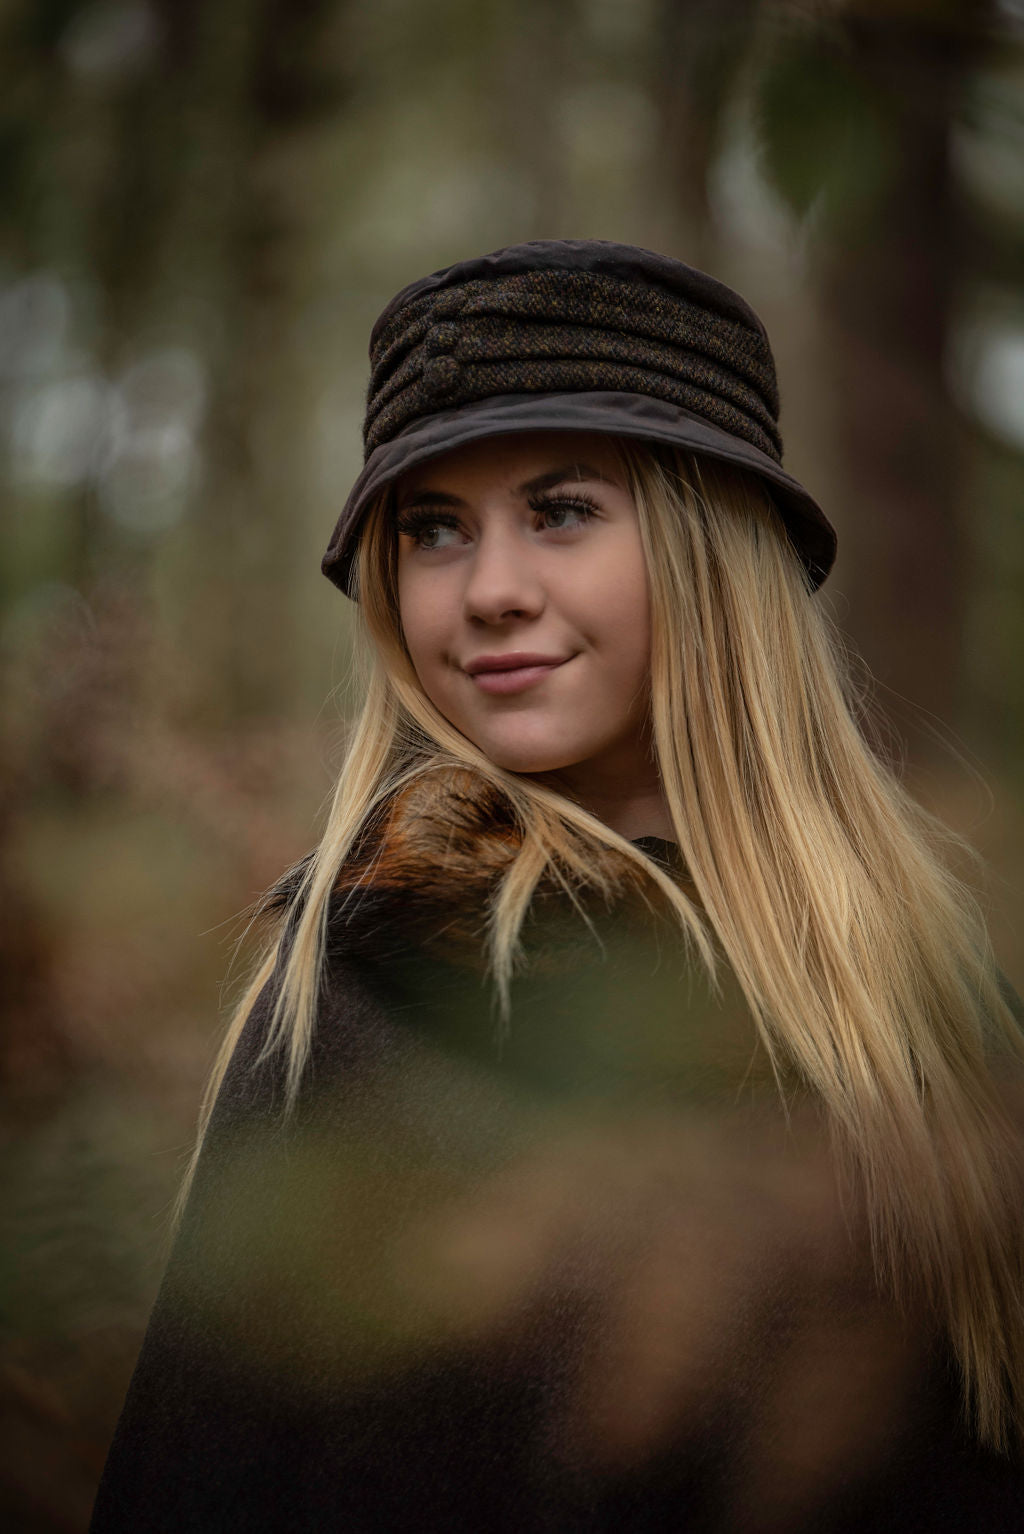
[[543, 752, 676, 843], [577, 785, 676, 842]]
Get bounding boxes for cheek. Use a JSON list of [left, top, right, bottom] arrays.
[[573, 544, 652, 675], [397, 571, 448, 677]]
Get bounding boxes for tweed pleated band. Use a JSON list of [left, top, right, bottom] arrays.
[[365, 268, 783, 465], [322, 239, 837, 596]]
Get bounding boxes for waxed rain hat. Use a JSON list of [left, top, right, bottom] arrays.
[[322, 238, 837, 596]]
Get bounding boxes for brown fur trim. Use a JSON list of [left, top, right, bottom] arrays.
[[323, 768, 684, 972]]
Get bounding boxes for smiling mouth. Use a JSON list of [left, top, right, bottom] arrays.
[[465, 657, 568, 696]]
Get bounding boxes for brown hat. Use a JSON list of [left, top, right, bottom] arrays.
[[322, 239, 836, 596]]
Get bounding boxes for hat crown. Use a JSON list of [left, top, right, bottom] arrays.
[[370, 239, 771, 350], [363, 239, 783, 466]]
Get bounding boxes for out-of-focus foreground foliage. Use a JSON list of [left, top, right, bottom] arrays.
[[0, 0, 1022, 1526]]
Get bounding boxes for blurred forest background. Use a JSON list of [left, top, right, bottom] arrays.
[[1, 0, 1023, 1526]]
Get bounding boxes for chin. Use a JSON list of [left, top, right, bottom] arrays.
[[467, 733, 588, 777], [479, 747, 568, 775]]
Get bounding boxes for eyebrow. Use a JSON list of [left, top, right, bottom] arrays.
[[395, 462, 614, 512]]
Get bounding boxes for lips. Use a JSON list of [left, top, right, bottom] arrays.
[[464, 652, 568, 696]]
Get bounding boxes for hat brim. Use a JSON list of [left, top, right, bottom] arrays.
[[322, 391, 836, 597]]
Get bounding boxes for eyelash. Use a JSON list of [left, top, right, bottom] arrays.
[[535, 490, 599, 526], [395, 492, 599, 547]]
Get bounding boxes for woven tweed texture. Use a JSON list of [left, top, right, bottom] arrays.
[[364, 269, 783, 463]]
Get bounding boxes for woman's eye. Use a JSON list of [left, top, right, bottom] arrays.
[[416, 523, 457, 550], [396, 517, 462, 550], [535, 497, 595, 531]]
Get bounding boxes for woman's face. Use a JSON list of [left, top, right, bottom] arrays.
[[394, 432, 654, 795]]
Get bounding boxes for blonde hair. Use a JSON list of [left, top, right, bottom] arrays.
[[192, 440, 1024, 1449]]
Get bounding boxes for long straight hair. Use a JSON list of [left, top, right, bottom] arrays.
[[191, 440, 1024, 1450]]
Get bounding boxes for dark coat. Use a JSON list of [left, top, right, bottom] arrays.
[[90, 784, 1024, 1532]]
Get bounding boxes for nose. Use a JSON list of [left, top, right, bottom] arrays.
[[462, 522, 545, 626]]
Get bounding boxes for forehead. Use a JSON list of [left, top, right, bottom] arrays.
[[394, 431, 624, 500]]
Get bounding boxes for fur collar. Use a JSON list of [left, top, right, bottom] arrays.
[[273, 770, 687, 973]]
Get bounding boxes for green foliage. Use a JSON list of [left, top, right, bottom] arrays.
[[755, 25, 897, 226]]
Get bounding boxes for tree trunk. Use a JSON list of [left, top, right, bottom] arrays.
[[818, 2, 993, 747]]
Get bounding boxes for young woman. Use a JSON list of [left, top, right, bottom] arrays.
[[91, 240, 1024, 1532]]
